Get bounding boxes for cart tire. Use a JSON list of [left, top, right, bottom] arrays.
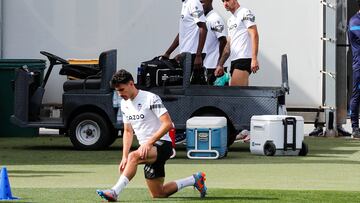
[[264, 141, 276, 156], [298, 142, 308, 156], [69, 112, 111, 150]]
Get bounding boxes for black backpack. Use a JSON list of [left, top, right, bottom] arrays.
[[138, 56, 182, 87]]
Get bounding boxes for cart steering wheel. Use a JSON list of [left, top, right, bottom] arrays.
[[40, 51, 69, 65]]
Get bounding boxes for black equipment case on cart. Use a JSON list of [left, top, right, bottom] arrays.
[[138, 56, 182, 87]]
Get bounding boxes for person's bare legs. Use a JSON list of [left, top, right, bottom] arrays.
[[122, 147, 157, 180], [96, 147, 157, 201], [146, 178, 178, 198], [97, 145, 205, 200], [230, 69, 249, 86]]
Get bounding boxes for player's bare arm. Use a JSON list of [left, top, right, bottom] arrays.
[[164, 34, 180, 59], [119, 123, 134, 173], [215, 37, 231, 76], [248, 25, 259, 73], [194, 22, 207, 69]]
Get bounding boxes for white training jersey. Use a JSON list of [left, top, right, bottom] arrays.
[[179, 0, 206, 54], [227, 7, 256, 61], [121, 90, 171, 145], [204, 10, 227, 69]]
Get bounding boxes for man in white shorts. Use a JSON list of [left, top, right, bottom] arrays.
[[216, 0, 259, 86], [201, 0, 227, 85], [96, 69, 207, 202], [163, 0, 208, 84]]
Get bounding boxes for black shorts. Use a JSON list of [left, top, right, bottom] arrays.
[[230, 58, 252, 75], [144, 140, 172, 179]]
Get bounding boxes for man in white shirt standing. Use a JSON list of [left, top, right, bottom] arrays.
[[216, 0, 259, 86], [163, 0, 207, 84], [201, 0, 227, 85], [96, 69, 207, 202]]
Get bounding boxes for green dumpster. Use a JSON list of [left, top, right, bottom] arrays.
[[0, 59, 46, 137]]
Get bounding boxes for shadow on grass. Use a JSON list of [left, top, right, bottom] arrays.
[[1, 137, 360, 165], [12, 144, 137, 151], [8, 170, 90, 174], [7, 169, 92, 178], [164, 196, 278, 201], [10, 187, 360, 203]]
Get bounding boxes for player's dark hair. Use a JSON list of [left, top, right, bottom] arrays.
[[111, 69, 134, 87], [358, 0, 360, 8]]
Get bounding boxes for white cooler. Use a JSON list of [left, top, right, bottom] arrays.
[[250, 115, 308, 156], [186, 116, 227, 159]]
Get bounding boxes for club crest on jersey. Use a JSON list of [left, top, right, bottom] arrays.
[[137, 103, 142, 110], [229, 23, 237, 31]]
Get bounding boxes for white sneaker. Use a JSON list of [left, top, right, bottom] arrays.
[[236, 130, 250, 140]]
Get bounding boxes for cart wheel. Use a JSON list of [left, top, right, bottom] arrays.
[[69, 112, 111, 150], [298, 142, 308, 156], [264, 141, 276, 156]]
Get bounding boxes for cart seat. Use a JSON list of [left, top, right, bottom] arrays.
[[63, 49, 117, 93], [63, 79, 101, 91]]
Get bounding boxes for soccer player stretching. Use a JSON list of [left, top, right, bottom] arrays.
[[96, 69, 206, 201]]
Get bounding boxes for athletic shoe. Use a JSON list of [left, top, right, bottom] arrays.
[[242, 135, 250, 143], [96, 189, 118, 202], [235, 130, 250, 143], [309, 127, 323, 136], [352, 128, 360, 139], [337, 126, 351, 137], [175, 133, 187, 145], [193, 172, 207, 198]]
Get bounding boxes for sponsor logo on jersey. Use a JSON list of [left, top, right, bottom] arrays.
[[126, 114, 145, 121], [211, 21, 224, 33], [243, 12, 255, 22]]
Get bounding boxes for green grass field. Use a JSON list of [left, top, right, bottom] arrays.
[[1, 136, 360, 202]]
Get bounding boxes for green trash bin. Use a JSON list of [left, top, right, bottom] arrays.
[[0, 59, 46, 137]]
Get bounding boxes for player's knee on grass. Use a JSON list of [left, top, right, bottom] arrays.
[[149, 190, 168, 198], [150, 187, 169, 198]]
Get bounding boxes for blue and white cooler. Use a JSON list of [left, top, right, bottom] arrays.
[[186, 116, 227, 159]]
